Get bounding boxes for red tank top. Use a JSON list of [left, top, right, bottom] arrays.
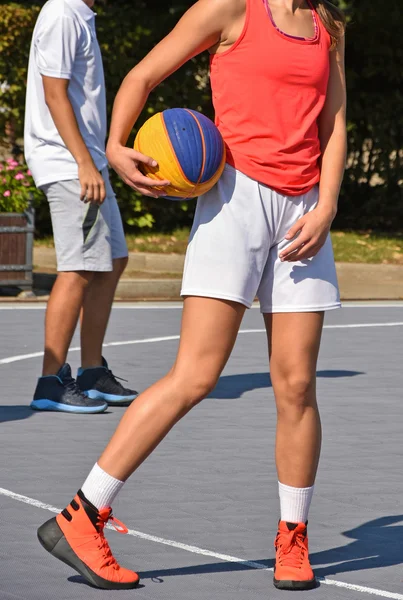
[[210, 0, 331, 196]]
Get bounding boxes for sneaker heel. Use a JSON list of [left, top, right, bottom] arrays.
[[37, 517, 64, 553]]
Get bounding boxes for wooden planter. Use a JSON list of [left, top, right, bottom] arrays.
[[0, 204, 35, 291]]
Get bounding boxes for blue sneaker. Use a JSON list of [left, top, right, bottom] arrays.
[[77, 357, 138, 407], [31, 364, 108, 414]]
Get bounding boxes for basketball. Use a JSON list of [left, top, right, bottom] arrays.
[[134, 108, 226, 200]]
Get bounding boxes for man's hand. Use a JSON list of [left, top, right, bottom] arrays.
[[78, 160, 106, 205]]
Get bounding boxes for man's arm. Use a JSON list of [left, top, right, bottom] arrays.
[[35, 11, 105, 204], [42, 76, 105, 204]]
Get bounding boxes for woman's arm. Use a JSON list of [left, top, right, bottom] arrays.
[[106, 0, 243, 197], [317, 35, 347, 219], [280, 37, 347, 262]]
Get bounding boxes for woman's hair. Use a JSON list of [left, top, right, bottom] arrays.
[[311, 0, 346, 49]]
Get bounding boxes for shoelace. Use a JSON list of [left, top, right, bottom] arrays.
[[64, 376, 87, 398], [275, 528, 307, 568], [105, 368, 129, 388], [96, 513, 129, 570]]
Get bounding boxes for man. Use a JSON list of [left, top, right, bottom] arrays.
[[24, 0, 139, 413]]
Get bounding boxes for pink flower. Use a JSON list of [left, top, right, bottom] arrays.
[[6, 158, 19, 167], [27, 169, 32, 176], [3, 190, 11, 197], [15, 172, 25, 180]]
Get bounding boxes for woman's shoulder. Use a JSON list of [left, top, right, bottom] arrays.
[[191, 0, 246, 21]]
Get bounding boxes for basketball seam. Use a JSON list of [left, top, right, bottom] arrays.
[[160, 112, 194, 190], [185, 110, 226, 187], [184, 109, 206, 197]]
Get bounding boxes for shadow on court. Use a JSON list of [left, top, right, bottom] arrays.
[[210, 370, 364, 400], [312, 515, 403, 578], [0, 405, 113, 423], [68, 575, 146, 589], [0, 370, 364, 423], [0, 405, 35, 423]]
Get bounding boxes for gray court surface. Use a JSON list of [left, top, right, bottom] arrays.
[[1, 301, 402, 600]]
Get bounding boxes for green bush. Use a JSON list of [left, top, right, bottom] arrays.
[[0, 156, 42, 212], [0, 3, 40, 143], [337, 0, 403, 230], [0, 0, 402, 233]]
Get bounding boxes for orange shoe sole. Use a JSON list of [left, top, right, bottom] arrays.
[[273, 576, 317, 590]]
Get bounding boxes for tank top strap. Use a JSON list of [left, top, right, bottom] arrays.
[[306, 0, 332, 47]]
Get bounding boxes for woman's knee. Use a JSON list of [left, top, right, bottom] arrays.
[[170, 368, 219, 410], [274, 372, 317, 413]]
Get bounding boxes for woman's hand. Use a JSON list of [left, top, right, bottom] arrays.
[[279, 206, 336, 262], [106, 144, 170, 198]]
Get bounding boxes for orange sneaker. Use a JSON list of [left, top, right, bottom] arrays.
[[273, 521, 316, 590], [37, 490, 140, 590]]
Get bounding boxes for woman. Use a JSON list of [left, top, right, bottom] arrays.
[[37, 0, 346, 591]]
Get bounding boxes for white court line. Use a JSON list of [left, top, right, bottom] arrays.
[[324, 322, 403, 329], [0, 302, 402, 310], [1, 323, 403, 366], [0, 335, 181, 365], [0, 304, 182, 310], [0, 487, 402, 600]]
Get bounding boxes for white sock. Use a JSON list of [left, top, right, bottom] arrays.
[[81, 463, 124, 510], [278, 481, 314, 524]]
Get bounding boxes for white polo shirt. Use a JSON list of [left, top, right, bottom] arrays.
[[24, 0, 108, 188]]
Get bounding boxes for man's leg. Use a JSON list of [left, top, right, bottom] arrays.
[[76, 169, 139, 404], [43, 271, 94, 375], [80, 256, 128, 369], [33, 176, 112, 413], [32, 269, 107, 414], [76, 256, 140, 405]]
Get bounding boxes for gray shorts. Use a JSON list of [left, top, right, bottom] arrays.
[[42, 168, 128, 272]]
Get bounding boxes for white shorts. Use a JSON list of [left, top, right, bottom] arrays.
[[181, 164, 340, 313], [42, 168, 128, 272]]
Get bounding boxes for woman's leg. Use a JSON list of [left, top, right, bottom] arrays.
[[265, 311, 323, 488], [97, 296, 246, 480], [265, 311, 324, 590], [37, 296, 246, 590]]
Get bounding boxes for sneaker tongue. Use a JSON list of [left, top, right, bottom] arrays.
[[101, 356, 109, 369], [57, 363, 73, 381], [77, 490, 111, 530], [285, 521, 307, 534]]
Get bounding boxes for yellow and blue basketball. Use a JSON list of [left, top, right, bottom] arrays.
[[134, 108, 226, 200]]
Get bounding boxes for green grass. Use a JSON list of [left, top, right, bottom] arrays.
[[125, 229, 190, 254], [331, 231, 403, 265], [35, 228, 403, 264], [34, 228, 191, 255]]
